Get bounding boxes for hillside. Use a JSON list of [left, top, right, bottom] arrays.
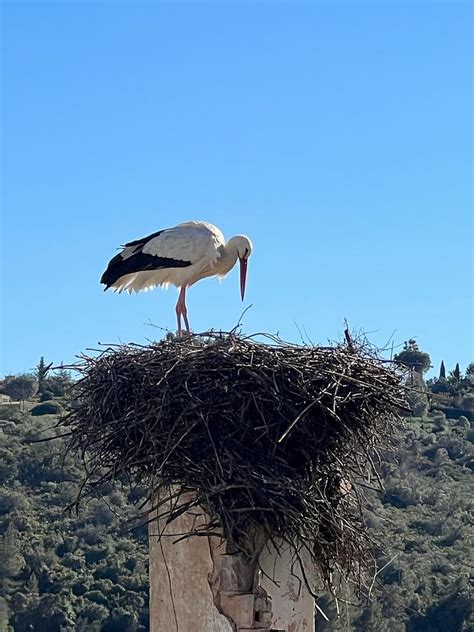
[[317, 416, 473, 631], [0, 408, 149, 632], [0, 351, 473, 631]]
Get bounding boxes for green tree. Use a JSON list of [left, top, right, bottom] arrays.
[[453, 362, 461, 381], [447, 363, 465, 395], [2, 375, 37, 401], [34, 357, 50, 394], [439, 361, 446, 379], [44, 368, 73, 398]]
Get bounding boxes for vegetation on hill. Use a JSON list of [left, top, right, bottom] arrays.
[[0, 345, 472, 631], [316, 347, 474, 631], [0, 408, 149, 632], [317, 415, 473, 631]]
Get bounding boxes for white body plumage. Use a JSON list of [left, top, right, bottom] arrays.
[[100, 220, 253, 334]]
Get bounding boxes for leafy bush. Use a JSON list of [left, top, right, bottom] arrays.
[[431, 410, 447, 432], [39, 391, 54, 402], [0, 448, 19, 484], [0, 405, 24, 421], [456, 416, 470, 431], [30, 402, 62, 416]]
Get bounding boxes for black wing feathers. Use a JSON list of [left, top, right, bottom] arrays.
[[100, 231, 192, 289], [123, 229, 165, 249]]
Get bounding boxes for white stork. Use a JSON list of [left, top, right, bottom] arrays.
[[100, 221, 253, 335]]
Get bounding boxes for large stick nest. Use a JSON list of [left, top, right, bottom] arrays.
[[61, 332, 407, 591]]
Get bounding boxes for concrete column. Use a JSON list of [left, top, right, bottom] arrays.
[[259, 542, 315, 632], [149, 498, 315, 632], [148, 495, 232, 632]]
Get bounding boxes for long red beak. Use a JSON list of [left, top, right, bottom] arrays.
[[239, 257, 247, 301]]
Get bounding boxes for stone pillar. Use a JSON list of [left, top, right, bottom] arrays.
[[149, 497, 315, 632], [148, 495, 232, 632], [259, 542, 315, 632]]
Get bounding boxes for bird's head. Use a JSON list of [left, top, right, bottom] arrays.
[[227, 235, 253, 301]]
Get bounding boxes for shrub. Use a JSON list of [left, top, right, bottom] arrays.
[[40, 391, 54, 402], [30, 402, 62, 416], [456, 416, 470, 431], [431, 410, 447, 432], [0, 405, 24, 421]]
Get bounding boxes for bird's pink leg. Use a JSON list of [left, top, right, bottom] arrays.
[[175, 286, 190, 336], [175, 307, 182, 337], [175, 289, 183, 336], [180, 286, 190, 333]]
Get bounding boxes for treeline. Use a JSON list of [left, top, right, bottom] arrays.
[[0, 358, 73, 402]]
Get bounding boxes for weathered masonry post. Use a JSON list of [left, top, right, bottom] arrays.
[[149, 494, 316, 631], [62, 334, 406, 632]]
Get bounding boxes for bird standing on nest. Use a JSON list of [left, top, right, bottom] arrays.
[[100, 221, 253, 335]]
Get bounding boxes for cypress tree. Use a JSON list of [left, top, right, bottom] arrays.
[[454, 363, 461, 381], [439, 361, 446, 379], [35, 357, 49, 394]]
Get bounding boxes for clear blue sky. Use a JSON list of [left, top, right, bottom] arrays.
[[1, 1, 472, 377]]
